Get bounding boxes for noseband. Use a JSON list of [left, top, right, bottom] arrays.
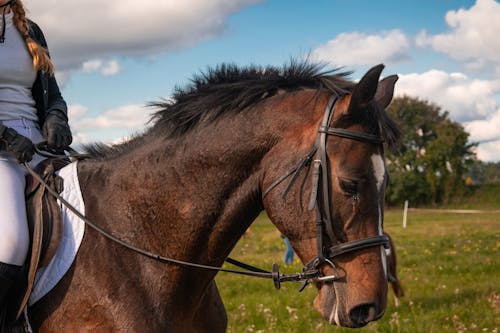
[[263, 95, 389, 287]]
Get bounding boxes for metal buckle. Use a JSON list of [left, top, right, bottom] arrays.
[[312, 258, 340, 283]]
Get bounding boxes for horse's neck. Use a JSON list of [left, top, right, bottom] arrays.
[[77, 112, 275, 267]]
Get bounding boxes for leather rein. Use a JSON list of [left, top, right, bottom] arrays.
[[24, 94, 388, 290]]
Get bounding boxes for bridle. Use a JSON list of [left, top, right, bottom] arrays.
[[262, 94, 389, 288], [24, 94, 388, 291]]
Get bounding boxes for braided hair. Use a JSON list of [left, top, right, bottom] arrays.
[[11, 0, 55, 75]]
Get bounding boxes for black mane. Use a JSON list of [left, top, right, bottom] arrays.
[[84, 61, 401, 158], [149, 61, 354, 136]]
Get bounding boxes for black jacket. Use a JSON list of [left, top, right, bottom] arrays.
[[28, 20, 68, 126]]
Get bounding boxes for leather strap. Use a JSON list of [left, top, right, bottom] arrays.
[[25, 93, 389, 293], [23, 159, 330, 290], [326, 235, 389, 258], [319, 127, 385, 144], [265, 95, 387, 278]]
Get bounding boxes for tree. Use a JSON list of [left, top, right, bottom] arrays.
[[468, 161, 500, 184], [385, 96, 476, 206]]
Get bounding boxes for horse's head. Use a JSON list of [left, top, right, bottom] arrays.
[[262, 64, 400, 328]]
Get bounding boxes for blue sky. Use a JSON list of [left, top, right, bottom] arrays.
[[26, 0, 500, 161]]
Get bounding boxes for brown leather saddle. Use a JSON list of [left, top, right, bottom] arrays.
[[8, 159, 69, 322]]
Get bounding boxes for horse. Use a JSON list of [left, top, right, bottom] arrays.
[[26, 61, 401, 332]]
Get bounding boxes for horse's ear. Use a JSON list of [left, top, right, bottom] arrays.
[[348, 64, 384, 114], [375, 74, 398, 108]]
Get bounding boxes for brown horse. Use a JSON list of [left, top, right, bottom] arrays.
[[27, 62, 401, 332]]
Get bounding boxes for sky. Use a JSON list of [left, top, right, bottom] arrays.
[[24, 0, 500, 162]]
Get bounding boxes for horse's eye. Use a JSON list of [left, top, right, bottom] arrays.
[[339, 178, 358, 195]]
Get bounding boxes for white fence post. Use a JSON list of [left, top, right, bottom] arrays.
[[403, 200, 409, 228]]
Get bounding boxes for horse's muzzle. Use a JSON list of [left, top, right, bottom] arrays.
[[348, 302, 385, 327]]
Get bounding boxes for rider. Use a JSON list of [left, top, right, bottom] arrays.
[[0, 0, 72, 314]]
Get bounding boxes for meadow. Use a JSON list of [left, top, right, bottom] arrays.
[[215, 186, 499, 332]]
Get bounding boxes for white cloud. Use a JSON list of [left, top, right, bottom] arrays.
[[396, 69, 500, 161], [100, 60, 122, 76], [71, 104, 150, 130], [464, 107, 500, 162], [23, 0, 261, 71], [81, 59, 122, 76], [311, 29, 410, 67], [416, 0, 500, 74], [81, 60, 103, 73], [465, 108, 500, 142], [396, 70, 500, 122], [68, 104, 90, 120], [68, 103, 152, 145], [473, 139, 500, 162]]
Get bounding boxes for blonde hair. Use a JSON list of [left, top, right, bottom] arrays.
[[11, 0, 55, 75]]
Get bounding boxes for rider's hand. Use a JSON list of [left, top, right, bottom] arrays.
[[0, 125, 35, 163], [42, 111, 72, 150]]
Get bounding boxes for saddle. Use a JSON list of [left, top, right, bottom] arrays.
[[6, 159, 68, 325]]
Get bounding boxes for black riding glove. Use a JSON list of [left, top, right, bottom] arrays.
[[42, 111, 72, 150], [0, 124, 35, 162]]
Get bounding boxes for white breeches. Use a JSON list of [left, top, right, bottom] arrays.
[[0, 119, 44, 265]]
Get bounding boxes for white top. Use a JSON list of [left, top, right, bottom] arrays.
[[0, 10, 38, 122]]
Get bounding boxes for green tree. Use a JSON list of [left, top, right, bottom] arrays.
[[468, 160, 500, 184], [385, 96, 476, 206], [484, 162, 500, 183]]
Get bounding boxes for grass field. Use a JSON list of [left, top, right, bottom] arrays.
[[215, 186, 499, 332]]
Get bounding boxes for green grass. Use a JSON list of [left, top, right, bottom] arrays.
[[216, 203, 499, 332]]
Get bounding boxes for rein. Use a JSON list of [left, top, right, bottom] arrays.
[[25, 94, 389, 291], [23, 146, 326, 290]]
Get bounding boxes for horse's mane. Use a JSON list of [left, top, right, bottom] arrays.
[[148, 61, 354, 136], [83, 61, 401, 158]]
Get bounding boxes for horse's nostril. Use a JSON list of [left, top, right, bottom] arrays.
[[349, 303, 378, 326]]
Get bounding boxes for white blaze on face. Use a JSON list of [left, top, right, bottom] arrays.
[[371, 154, 385, 192], [371, 154, 388, 277]]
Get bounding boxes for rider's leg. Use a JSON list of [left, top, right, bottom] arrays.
[[0, 119, 45, 309], [0, 157, 29, 311]]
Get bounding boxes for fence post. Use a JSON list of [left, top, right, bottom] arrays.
[[403, 200, 408, 228]]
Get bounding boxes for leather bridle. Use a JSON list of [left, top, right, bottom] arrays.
[[262, 95, 389, 288], [25, 94, 389, 291]]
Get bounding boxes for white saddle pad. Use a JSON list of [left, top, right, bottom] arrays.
[[28, 162, 86, 306]]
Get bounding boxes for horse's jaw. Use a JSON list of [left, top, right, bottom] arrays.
[[313, 281, 387, 328]]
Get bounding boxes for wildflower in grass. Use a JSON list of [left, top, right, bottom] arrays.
[[481, 325, 498, 332], [245, 324, 255, 332], [238, 303, 247, 318], [262, 307, 277, 328], [487, 291, 499, 311], [452, 314, 467, 333], [286, 306, 298, 321], [389, 311, 400, 328]]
